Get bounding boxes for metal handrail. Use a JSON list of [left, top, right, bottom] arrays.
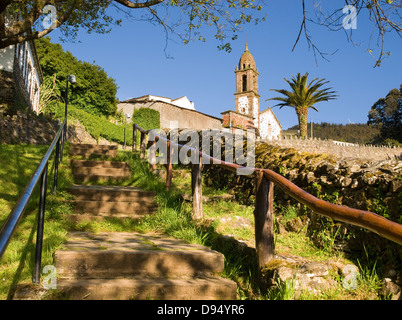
[[133, 124, 402, 246], [0, 116, 67, 283]]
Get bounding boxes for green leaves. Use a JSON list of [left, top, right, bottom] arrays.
[[133, 108, 160, 130], [36, 37, 118, 117], [267, 72, 338, 138]]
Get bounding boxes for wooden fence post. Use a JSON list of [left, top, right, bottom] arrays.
[[191, 154, 203, 219], [165, 141, 173, 190], [254, 171, 275, 268], [132, 126, 137, 152], [140, 132, 146, 159]]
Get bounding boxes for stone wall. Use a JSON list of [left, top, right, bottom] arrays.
[[203, 141, 402, 273], [261, 136, 402, 161], [0, 70, 15, 110], [0, 110, 60, 144]]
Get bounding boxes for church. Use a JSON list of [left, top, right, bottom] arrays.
[[221, 44, 281, 140], [117, 43, 281, 140]]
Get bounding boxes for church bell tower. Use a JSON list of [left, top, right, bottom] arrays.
[[234, 43, 260, 127]]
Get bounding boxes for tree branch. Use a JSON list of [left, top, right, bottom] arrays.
[[0, 0, 78, 49], [114, 0, 164, 9]]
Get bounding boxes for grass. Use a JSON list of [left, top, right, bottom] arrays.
[[0, 144, 70, 299], [0, 144, 387, 300]]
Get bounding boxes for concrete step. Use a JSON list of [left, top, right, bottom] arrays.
[[69, 185, 156, 202], [55, 232, 225, 278], [73, 200, 158, 215], [55, 277, 237, 300], [70, 160, 130, 169], [53, 232, 237, 300], [69, 144, 118, 158], [72, 166, 131, 176], [70, 160, 132, 183]]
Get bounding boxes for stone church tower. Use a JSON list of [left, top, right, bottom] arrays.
[[234, 43, 260, 127], [221, 43, 281, 139]]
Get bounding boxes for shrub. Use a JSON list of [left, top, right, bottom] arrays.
[[133, 108, 160, 130]]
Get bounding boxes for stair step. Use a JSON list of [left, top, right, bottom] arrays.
[[72, 166, 131, 176], [72, 173, 131, 183], [69, 185, 156, 201], [70, 160, 130, 169], [70, 144, 118, 151], [69, 144, 118, 157], [55, 232, 224, 277], [53, 232, 237, 300], [73, 200, 157, 214], [55, 249, 224, 279], [55, 277, 237, 300]]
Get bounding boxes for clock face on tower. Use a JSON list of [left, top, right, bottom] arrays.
[[238, 96, 249, 115]]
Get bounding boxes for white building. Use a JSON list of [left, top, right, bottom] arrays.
[[259, 107, 282, 140], [0, 39, 43, 113]]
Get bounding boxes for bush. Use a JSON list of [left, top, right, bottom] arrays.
[[133, 108, 160, 130]]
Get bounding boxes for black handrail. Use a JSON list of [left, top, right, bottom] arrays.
[[0, 114, 67, 283]]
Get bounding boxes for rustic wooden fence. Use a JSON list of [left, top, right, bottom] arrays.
[[132, 124, 402, 268]]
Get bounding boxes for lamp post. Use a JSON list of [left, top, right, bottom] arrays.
[[65, 75, 76, 119], [124, 113, 131, 149], [63, 75, 76, 140], [59, 75, 75, 163]]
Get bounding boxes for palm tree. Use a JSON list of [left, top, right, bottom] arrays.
[[267, 73, 338, 138]]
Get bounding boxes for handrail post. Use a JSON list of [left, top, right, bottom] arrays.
[[191, 153, 203, 219], [140, 132, 146, 159], [53, 138, 60, 194], [59, 125, 64, 163], [254, 171, 275, 268], [33, 162, 48, 284], [165, 141, 173, 190], [132, 125, 137, 152]]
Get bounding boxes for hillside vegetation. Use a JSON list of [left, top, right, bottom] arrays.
[[36, 37, 118, 117], [283, 122, 381, 145]]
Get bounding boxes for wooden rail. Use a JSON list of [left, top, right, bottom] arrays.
[[132, 124, 402, 268]]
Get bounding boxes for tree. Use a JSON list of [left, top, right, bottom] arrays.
[[0, 1, 401, 65], [293, 0, 402, 67], [36, 37, 118, 116], [0, 0, 265, 52], [267, 72, 337, 139], [368, 85, 402, 143]]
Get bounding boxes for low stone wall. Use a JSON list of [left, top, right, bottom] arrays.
[[261, 136, 402, 161], [203, 141, 402, 275], [0, 110, 60, 144]]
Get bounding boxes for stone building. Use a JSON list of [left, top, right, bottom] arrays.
[[117, 95, 222, 131], [0, 39, 43, 113], [221, 44, 281, 140]]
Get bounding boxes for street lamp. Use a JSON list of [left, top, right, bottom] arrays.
[[65, 75, 76, 119], [64, 75, 76, 138], [124, 113, 131, 149], [60, 74, 76, 157]]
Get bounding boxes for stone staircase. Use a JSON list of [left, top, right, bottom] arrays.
[[53, 144, 237, 300]]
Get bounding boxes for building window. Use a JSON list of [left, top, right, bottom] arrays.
[[242, 75, 247, 92]]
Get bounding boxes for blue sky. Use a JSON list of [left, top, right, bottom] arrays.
[[48, 1, 402, 130]]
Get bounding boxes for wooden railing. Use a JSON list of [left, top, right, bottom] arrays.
[[132, 124, 402, 268]]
